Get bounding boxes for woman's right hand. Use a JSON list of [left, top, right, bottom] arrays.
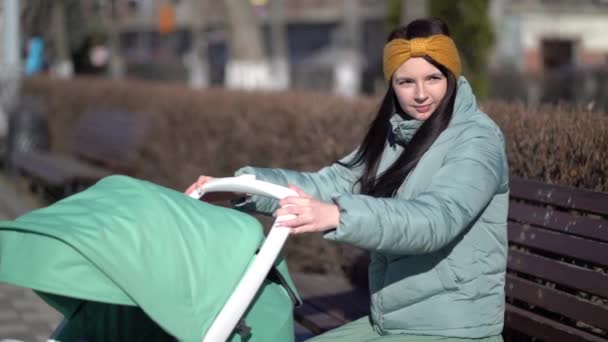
[[184, 175, 246, 202], [185, 175, 215, 196]]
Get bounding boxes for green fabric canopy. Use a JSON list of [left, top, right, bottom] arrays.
[[0, 175, 299, 341]]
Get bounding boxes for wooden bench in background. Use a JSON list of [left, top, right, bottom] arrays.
[[293, 272, 369, 338], [293, 177, 608, 342], [504, 177, 608, 342], [13, 109, 146, 199]]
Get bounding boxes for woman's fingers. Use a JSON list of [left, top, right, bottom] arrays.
[[278, 214, 311, 228], [196, 176, 213, 186], [278, 216, 317, 234], [274, 198, 340, 234], [274, 186, 340, 234], [290, 225, 317, 234], [184, 175, 214, 194], [276, 204, 307, 217], [184, 183, 198, 194], [279, 196, 310, 208], [288, 184, 311, 198]]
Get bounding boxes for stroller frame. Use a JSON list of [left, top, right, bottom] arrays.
[[190, 175, 298, 342]]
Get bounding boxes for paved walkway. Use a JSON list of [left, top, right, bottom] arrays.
[[0, 173, 62, 341]]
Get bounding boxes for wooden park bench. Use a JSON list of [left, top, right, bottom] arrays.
[[292, 177, 608, 342], [504, 177, 608, 342], [12, 109, 146, 199]]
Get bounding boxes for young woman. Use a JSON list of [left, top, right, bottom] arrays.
[[187, 18, 508, 342]]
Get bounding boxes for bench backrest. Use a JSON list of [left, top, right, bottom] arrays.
[[505, 177, 608, 342], [69, 109, 146, 172]]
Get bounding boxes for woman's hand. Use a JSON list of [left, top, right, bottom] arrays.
[[184, 175, 214, 195], [275, 185, 340, 234], [184, 175, 245, 202]]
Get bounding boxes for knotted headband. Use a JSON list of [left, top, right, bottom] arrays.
[[383, 34, 461, 82]]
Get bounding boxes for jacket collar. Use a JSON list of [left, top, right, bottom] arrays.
[[452, 76, 478, 124], [389, 114, 423, 147]]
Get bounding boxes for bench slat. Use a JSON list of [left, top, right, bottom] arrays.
[[506, 274, 608, 330], [294, 302, 346, 334], [505, 303, 607, 342], [508, 222, 608, 266], [69, 110, 145, 173], [509, 201, 608, 242], [508, 249, 608, 298], [14, 151, 112, 186], [295, 321, 317, 342], [510, 177, 608, 216]]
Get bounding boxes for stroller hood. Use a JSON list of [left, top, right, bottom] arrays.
[[0, 175, 298, 341]]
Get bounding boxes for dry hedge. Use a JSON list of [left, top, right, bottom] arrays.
[[22, 76, 608, 274]]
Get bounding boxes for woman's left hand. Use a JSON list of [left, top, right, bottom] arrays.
[[275, 185, 340, 234]]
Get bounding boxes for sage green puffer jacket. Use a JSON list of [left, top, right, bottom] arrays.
[[235, 77, 509, 338]]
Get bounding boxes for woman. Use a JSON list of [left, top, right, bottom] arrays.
[[187, 18, 508, 341]]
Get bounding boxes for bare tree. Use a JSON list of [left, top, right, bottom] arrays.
[[51, 0, 73, 78], [187, 0, 209, 89], [223, 0, 274, 90]]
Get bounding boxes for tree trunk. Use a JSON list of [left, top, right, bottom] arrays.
[[188, 0, 209, 89], [400, 0, 429, 25], [0, 0, 22, 159], [334, 0, 362, 97], [108, 0, 125, 79], [51, 0, 73, 78], [0, 0, 22, 130], [269, 0, 289, 90], [223, 0, 273, 90]]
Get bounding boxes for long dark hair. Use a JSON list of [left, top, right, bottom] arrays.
[[343, 18, 458, 198]]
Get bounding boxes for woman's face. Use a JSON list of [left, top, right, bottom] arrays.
[[392, 57, 448, 121]]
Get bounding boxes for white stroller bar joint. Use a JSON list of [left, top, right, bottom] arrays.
[[189, 175, 298, 342]]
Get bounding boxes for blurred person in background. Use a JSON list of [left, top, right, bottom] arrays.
[[25, 37, 45, 76], [187, 17, 508, 342]]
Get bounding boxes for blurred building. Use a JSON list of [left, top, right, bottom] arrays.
[[80, 0, 386, 93], [77, 0, 608, 108], [489, 0, 608, 108]]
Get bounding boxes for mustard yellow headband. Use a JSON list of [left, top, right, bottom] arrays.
[[383, 35, 461, 82]]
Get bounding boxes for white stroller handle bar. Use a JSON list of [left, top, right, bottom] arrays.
[[188, 174, 297, 201], [189, 175, 297, 342]]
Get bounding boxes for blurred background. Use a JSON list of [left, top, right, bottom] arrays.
[[0, 1, 607, 341], [2, 0, 608, 102]]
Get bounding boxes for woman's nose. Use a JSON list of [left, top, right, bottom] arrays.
[[415, 85, 428, 102]]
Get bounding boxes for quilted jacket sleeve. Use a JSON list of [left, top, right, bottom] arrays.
[[324, 124, 508, 255], [233, 150, 362, 215]]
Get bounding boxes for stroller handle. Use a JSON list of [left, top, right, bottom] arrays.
[[190, 175, 298, 342], [188, 174, 298, 201]]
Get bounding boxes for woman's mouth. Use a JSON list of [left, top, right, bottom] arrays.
[[414, 105, 432, 113]]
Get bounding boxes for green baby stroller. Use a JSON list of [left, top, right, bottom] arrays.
[[0, 175, 302, 341]]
